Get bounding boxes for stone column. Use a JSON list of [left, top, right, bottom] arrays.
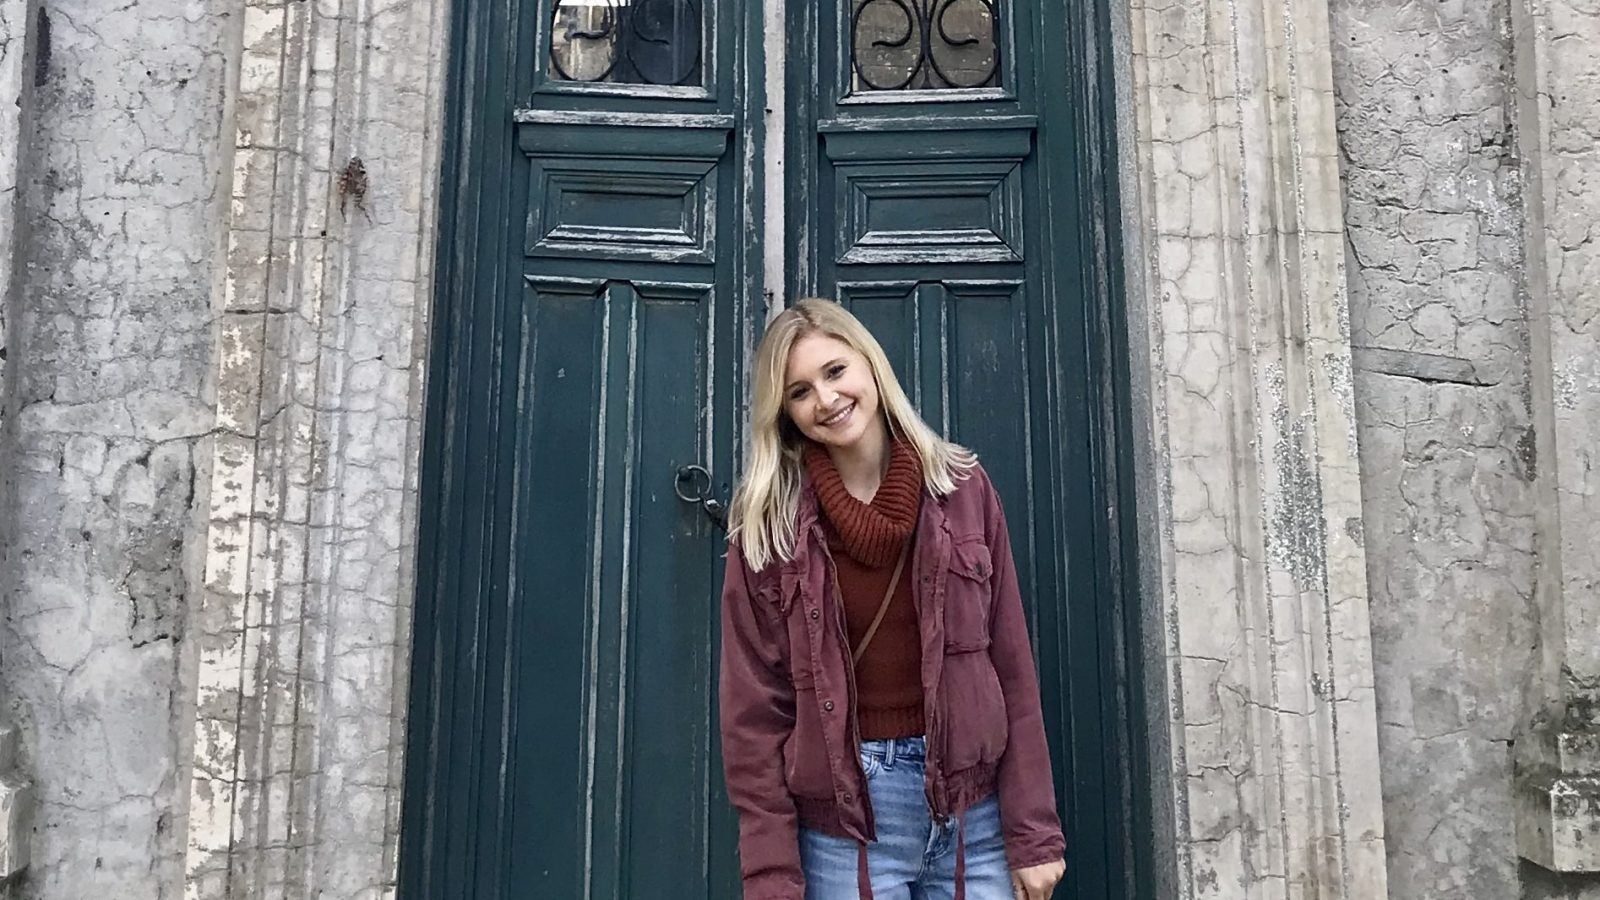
[[1512, 0, 1600, 876], [1124, 0, 1390, 895], [182, 0, 448, 895], [0, 0, 42, 890]]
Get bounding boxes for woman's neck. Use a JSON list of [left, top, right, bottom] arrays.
[[827, 419, 891, 503]]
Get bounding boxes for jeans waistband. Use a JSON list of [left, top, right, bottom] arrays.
[[860, 735, 927, 765]]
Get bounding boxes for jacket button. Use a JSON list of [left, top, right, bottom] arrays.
[[823, 700, 835, 712], [809, 609, 820, 620], [842, 793, 854, 803]]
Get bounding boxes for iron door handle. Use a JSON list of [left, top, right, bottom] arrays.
[[674, 464, 728, 530]]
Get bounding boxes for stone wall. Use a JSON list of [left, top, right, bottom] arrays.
[[1332, 0, 1600, 897], [181, 0, 444, 893], [1125, 0, 1392, 894], [0, 0, 234, 896]]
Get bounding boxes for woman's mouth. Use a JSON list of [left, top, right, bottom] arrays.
[[819, 402, 854, 428]]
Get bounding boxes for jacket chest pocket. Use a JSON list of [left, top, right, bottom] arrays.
[[943, 537, 995, 650], [757, 579, 815, 688], [938, 535, 1008, 771]]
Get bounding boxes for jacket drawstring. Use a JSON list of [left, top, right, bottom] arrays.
[[857, 842, 873, 899], [953, 809, 967, 900]]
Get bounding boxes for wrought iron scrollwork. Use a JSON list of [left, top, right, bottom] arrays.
[[851, 0, 1000, 91], [550, 0, 703, 87]]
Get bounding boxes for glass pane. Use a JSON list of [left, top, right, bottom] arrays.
[[851, 0, 999, 92], [550, 0, 704, 87]]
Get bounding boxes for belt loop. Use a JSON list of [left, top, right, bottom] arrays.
[[885, 738, 899, 769]]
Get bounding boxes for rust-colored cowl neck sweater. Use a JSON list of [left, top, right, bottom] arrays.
[[802, 439, 925, 740]]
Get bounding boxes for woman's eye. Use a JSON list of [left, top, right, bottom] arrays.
[[789, 387, 807, 401], [827, 364, 845, 379]]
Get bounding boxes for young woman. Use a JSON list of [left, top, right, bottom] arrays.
[[719, 299, 1067, 900]]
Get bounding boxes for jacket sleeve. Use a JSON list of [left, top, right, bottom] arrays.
[[981, 471, 1068, 871], [718, 545, 805, 900]]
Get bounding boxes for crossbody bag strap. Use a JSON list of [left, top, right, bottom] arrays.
[[852, 540, 911, 666]]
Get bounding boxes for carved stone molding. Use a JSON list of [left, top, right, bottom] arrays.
[[183, 0, 448, 895], [1123, 0, 1390, 895], [0, 728, 33, 889], [0, 0, 40, 888], [1511, 0, 1600, 874], [1516, 724, 1600, 872]]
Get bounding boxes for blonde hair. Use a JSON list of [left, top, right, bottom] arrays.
[[728, 298, 977, 570]]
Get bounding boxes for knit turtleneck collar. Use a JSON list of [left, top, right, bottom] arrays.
[[802, 439, 923, 567]]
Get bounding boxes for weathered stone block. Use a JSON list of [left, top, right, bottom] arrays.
[[1519, 726, 1600, 873], [0, 727, 33, 885]]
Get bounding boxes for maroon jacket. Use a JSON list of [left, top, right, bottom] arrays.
[[719, 462, 1065, 899]]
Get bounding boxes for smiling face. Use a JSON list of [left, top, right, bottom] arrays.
[[782, 331, 884, 453]]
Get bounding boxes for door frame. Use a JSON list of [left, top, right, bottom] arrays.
[[398, 0, 1152, 897]]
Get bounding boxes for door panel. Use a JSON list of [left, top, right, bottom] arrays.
[[824, 124, 1031, 266], [521, 116, 732, 264], [505, 279, 735, 897], [498, 1, 748, 894], [403, 0, 750, 893]]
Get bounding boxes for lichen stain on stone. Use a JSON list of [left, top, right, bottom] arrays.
[[33, 6, 50, 87], [1563, 668, 1600, 730], [1554, 363, 1579, 412], [1344, 516, 1365, 546], [1322, 351, 1359, 454], [1515, 425, 1538, 481], [193, 686, 243, 735], [1312, 671, 1334, 701], [124, 529, 184, 647], [193, 607, 246, 655], [1266, 362, 1331, 595], [99, 444, 196, 648]]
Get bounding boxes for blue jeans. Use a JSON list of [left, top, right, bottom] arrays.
[[799, 736, 1012, 900]]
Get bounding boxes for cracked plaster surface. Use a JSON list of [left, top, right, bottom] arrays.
[[1507, 0, 1600, 879], [1516, 0, 1600, 716], [2, 0, 41, 508], [181, 0, 444, 896], [1128, 0, 1389, 897], [1330, 1, 1542, 897], [0, 0, 235, 897], [1334, 0, 1600, 893]]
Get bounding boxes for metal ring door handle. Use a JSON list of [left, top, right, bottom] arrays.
[[674, 464, 728, 530]]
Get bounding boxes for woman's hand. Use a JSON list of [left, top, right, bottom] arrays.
[[1011, 859, 1065, 900]]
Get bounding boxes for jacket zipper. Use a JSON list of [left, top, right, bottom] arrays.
[[924, 539, 947, 818], [818, 527, 874, 838]]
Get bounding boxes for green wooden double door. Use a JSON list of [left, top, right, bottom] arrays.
[[403, 0, 1142, 897]]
